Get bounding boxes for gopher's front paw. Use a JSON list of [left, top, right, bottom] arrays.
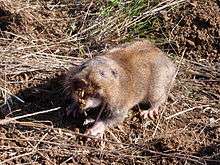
[[85, 121, 105, 138]]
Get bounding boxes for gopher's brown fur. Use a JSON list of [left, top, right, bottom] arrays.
[[65, 40, 176, 136]]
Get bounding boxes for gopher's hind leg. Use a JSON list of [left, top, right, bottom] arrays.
[[141, 62, 176, 119], [141, 94, 166, 119]]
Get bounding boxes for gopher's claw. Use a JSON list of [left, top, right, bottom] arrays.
[[141, 108, 159, 120]]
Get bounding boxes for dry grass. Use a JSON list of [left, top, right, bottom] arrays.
[[0, 0, 220, 164]]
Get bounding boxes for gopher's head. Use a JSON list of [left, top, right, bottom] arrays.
[[64, 57, 121, 111]]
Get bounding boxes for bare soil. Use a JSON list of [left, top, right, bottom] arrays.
[[0, 0, 219, 164]]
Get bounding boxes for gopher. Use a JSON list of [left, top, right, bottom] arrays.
[[64, 40, 176, 137]]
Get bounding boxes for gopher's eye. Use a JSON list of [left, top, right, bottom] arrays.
[[111, 69, 118, 78], [99, 70, 106, 78]]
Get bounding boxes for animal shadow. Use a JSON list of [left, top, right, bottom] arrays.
[[0, 72, 84, 131]]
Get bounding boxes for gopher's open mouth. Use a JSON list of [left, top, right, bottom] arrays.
[[76, 85, 98, 110]]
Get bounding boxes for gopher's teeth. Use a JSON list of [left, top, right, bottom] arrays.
[[81, 90, 84, 97], [81, 79, 88, 85], [81, 99, 86, 105], [79, 98, 86, 109]]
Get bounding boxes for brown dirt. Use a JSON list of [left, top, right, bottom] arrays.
[[161, 0, 220, 64], [0, 0, 219, 164]]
